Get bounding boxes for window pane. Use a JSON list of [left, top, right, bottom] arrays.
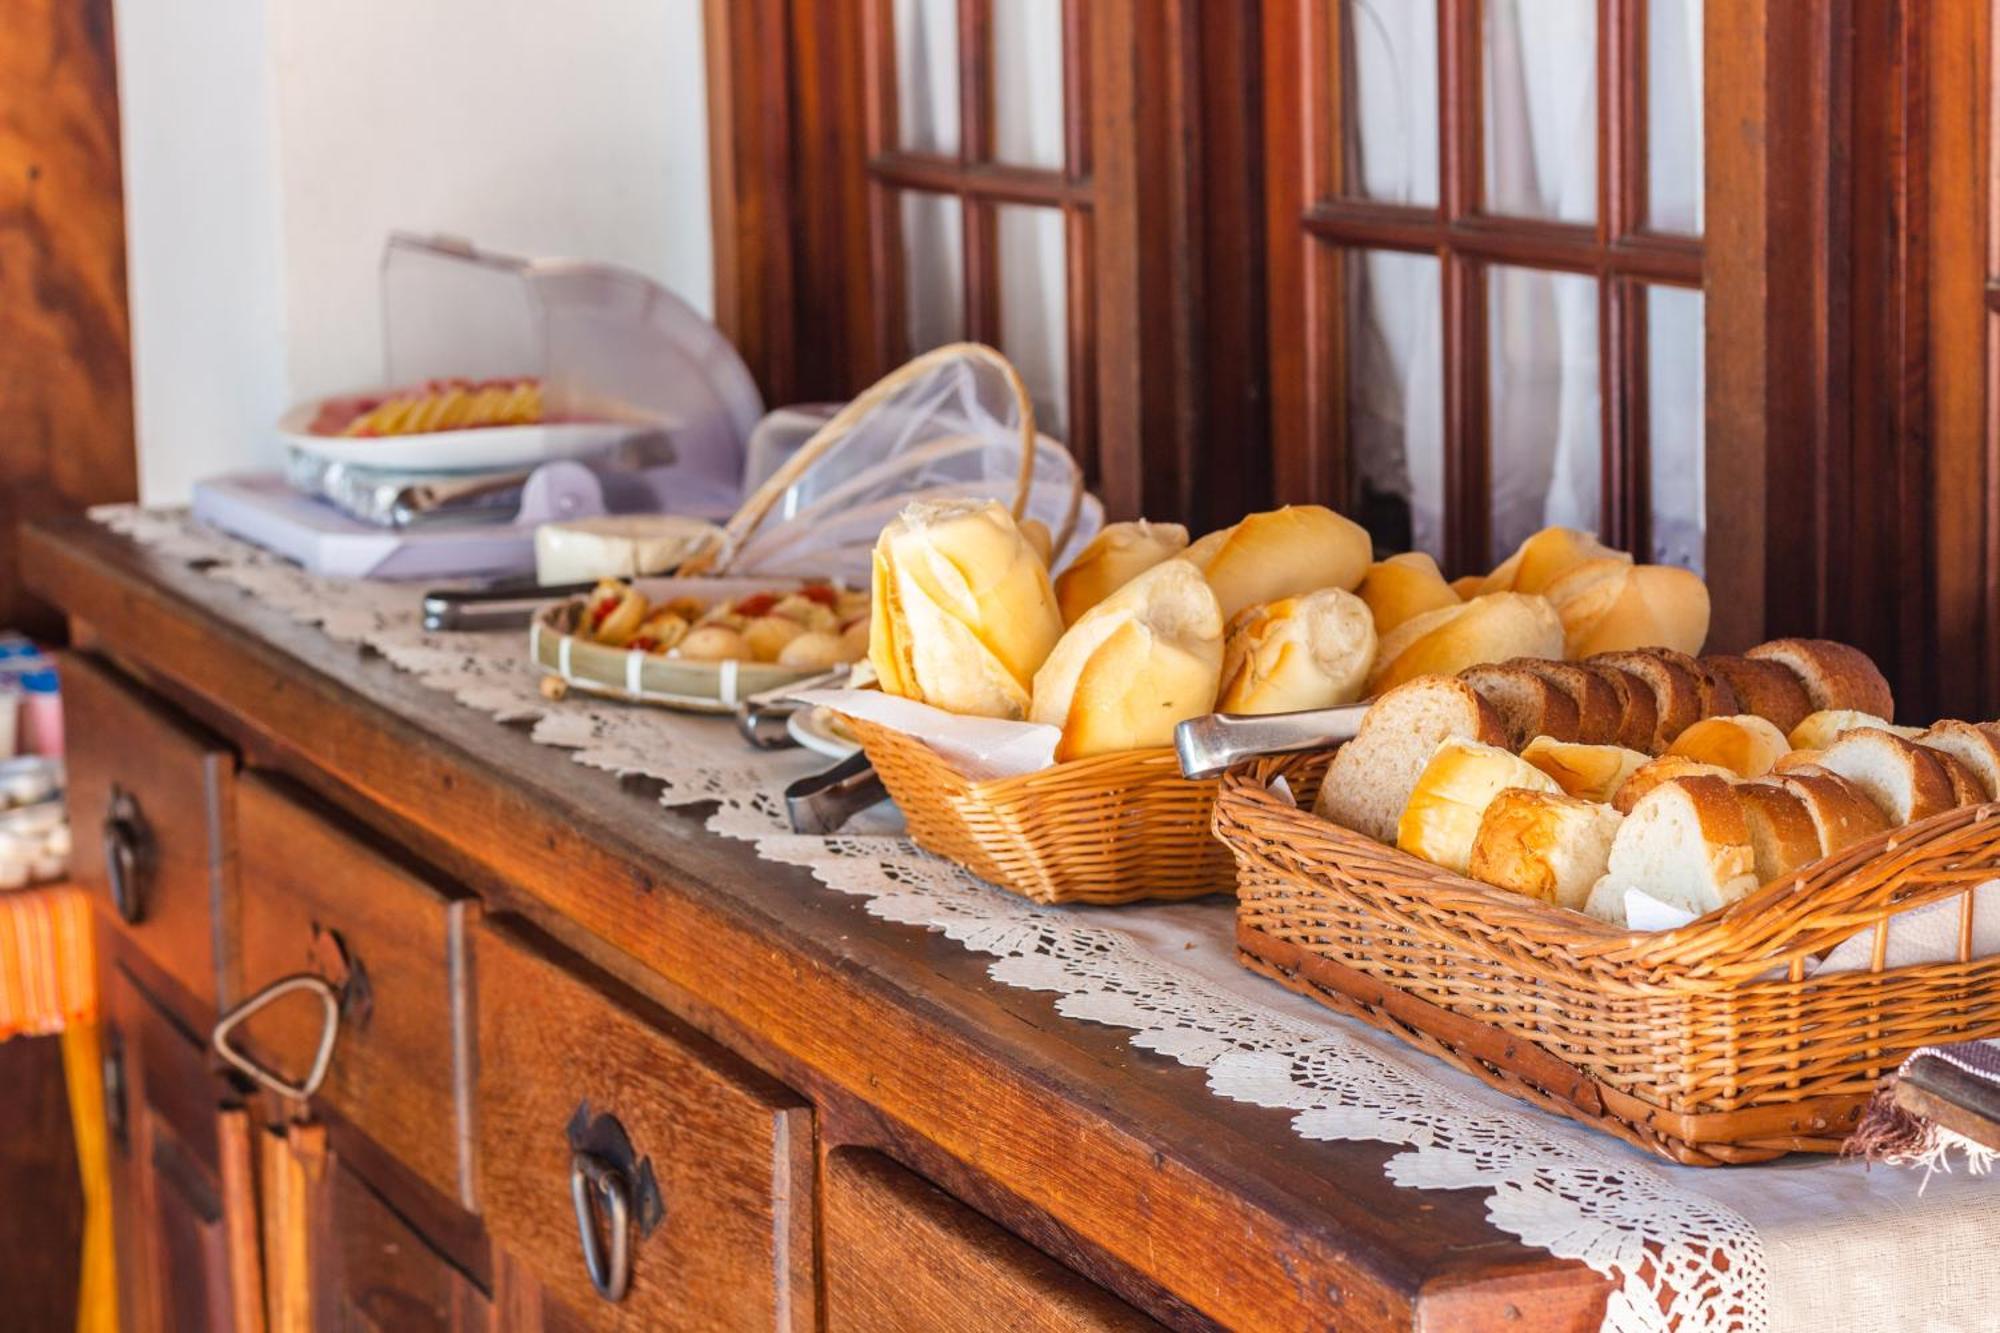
[[1647, 285, 1705, 571], [1347, 249, 1445, 559], [901, 191, 965, 353], [1646, 0, 1704, 233], [1488, 266, 1601, 563], [997, 205, 1070, 439], [1341, 0, 1440, 207], [993, 0, 1066, 170], [1482, 0, 1597, 223], [894, 0, 960, 156]]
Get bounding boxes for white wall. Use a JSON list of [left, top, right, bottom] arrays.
[[116, 0, 714, 503]]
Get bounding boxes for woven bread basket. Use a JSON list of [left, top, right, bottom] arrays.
[[839, 714, 1300, 905], [1215, 750, 2000, 1166]]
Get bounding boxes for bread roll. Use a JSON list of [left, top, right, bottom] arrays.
[[1468, 789, 1623, 910], [1183, 505, 1372, 619], [1731, 782, 1823, 883], [1787, 710, 1913, 750], [1590, 650, 1704, 749], [1916, 721, 2000, 800], [1030, 559, 1224, 760], [1358, 552, 1460, 637], [1546, 561, 1711, 658], [1666, 715, 1791, 778], [1053, 520, 1190, 624], [1217, 588, 1376, 714], [1314, 677, 1509, 842], [1772, 749, 1827, 775], [1458, 663, 1582, 748], [1019, 518, 1055, 565], [1396, 738, 1561, 875], [870, 499, 1066, 719], [1368, 593, 1564, 695], [1757, 771, 1892, 855], [1746, 638, 1895, 719], [1481, 526, 1629, 596], [1589, 775, 1760, 922], [1520, 737, 1650, 803], [1611, 756, 1735, 815], [1449, 573, 1485, 599], [1512, 660, 1625, 745], [1702, 655, 1813, 735], [1814, 729, 1959, 824]]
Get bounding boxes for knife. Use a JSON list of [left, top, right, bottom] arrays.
[[1173, 703, 1370, 780]]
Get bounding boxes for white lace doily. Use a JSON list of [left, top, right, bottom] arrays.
[[88, 505, 1996, 1333]]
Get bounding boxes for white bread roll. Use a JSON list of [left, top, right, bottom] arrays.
[[1481, 526, 1629, 596], [1030, 559, 1224, 760], [1468, 789, 1623, 910], [1184, 505, 1371, 619], [1588, 775, 1759, 922], [1545, 560, 1711, 658], [1611, 756, 1734, 815], [1367, 592, 1564, 695], [1217, 588, 1376, 714], [1786, 709, 1913, 750], [1019, 518, 1054, 565], [1315, 677, 1509, 842], [1666, 715, 1791, 778], [1053, 520, 1190, 624], [869, 499, 1065, 719], [1395, 738, 1560, 875], [1358, 552, 1460, 637], [1813, 729, 1960, 824], [1520, 737, 1650, 803]]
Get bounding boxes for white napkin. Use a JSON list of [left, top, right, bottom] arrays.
[[1813, 878, 2000, 977], [791, 689, 1061, 781]]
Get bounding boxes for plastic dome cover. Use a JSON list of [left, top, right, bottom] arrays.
[[719, 344, 1100, 584]]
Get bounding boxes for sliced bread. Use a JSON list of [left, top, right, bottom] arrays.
[[1590, 650, 1704, 749], [1641, 647, 1736, 718], [1459, 663, 1583, 748], [1934, 750, 1987, 807], [1915, 721, 2000, 801], [1520, 736, 1651, 803], [1314, 676, 1510, 843], [1591, 775, 1760, 920], [1396, 739, 1562, 875], [1666, 715, 1791, 779], [1701, 655, 1813, 735], [1731, 781, 1824, 883], [1579, 661, 1662, 753], [1612, 755, 1735, 814], [1467, 789, 1624, 910], [1756, 771, 1892, 856], [1746, 638, 1895, 720], [1813, 729, 1958, 824], [1511, 659, 1625, 745]]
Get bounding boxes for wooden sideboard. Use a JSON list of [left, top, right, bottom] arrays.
[[26, 515, 1613, 1331]]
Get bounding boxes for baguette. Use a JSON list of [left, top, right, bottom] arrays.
[[1701, 655, 1813, 735], [1580, 661, 1661, 753], [1611, 755, 1734, 815], [1458, 663, 1583, 749], [1587, 775, 1760, 922], [1510, 659, 1625, 745], [1396, 739, 1561, 875], [1217, 587, 1376, 714], [1590, 650, 1703, 748], [1185, 505, 1371, 619], [1357, 552, 1462, 637], [1467, 789, 1623, 910], [1314, 677, 1510, 843], [1520, 736, 1651, 802], [1746, 638, 1895, 720], [1914, 721, 2000, 801], [1756, 771, 1892, 855], [1665, 715, 1791, 779], [1731, 781, 1823, 883], [1812, 729, 1958, 824], [1053, 520, 1190, 624], [1645, 648, 1735, 718], [1368, 593, 1565, 695]]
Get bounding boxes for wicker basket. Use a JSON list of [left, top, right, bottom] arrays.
[[840, 714, 1300, 905], [1216, 750, 2000, 1166]]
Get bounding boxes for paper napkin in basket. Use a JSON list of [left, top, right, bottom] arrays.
[[791, 689, 1062, 781]]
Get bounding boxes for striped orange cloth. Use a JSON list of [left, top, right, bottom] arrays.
[[0, 886, 96, 1040]]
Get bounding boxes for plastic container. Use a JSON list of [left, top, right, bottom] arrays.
[[18, 668, 60, 758]]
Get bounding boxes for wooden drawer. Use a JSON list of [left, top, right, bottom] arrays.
[[66, 653, 236, 1013], [313, 1154, 491, 1330], [229, 773, 475, 1210], [823, 1150, 1161, 1332], [473, 918, 814, 1331]]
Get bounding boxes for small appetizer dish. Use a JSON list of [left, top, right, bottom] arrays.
[[531, 576, 870, 712], [281, 376, 649, 472]]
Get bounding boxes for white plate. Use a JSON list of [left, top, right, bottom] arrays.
[[280, 396, 651, 473], [787, 706, 862, 761]]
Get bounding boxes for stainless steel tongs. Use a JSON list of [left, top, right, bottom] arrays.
[[1173, 703, 1370, 779]]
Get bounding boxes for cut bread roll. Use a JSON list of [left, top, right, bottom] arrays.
[[1467, 789, 1623, 910], [1358, 552, 1461, 636], [1396, 739, 1561, 875], [1812, 729, 1959, 824], [1746, 638, 1895, 719], [1217, 587, 1376, 714], [1185, 505, 1371, 619], [1520, 737, 1651, 802], [1368, 592, 1565, 695], [1611, 756, 1734, 815], [1787, 709, 1913, 750], [1666, 715, 1791, 778], [1030, 558, 1224, 760], [1480, 526, 1629, 596], [1701, 655, 1813, 735], [1916, 721, 2000, 800], [1578, 661, 1661, 753], [1544, 561, 1711, 658], [1314, 676, 1510, 842], [1754, 771, 1892, 856], [1510, 659, 1624, 745], [871, 499, 1066, 719], [1590, 650, 1704, 749], [1053, 520, 1189, 624], [1587, 775, 1760, 923], [1458, 663, 1582, 748], [1731, 781, 1824, 883]]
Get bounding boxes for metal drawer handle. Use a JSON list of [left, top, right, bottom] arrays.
[[210, 974, 342, 1102], [570, 1151, 632, 1302], [102, 787, 152, 925]]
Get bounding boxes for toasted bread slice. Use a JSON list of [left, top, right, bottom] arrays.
[[1511, 659, 1624, 745], [1814, 729, 1958, 824], [1746, 638, 1895, 719], [1459, 663, 1583, 749], [1314, 676, 1510, 843], [1702, 655, 1813, 735]]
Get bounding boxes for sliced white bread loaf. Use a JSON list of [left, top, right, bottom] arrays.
[[1395, 738, 1561, 875], [1510, 659, 1625, 745], [1731, 781, 1824, 883], [1611, 756, 1735, 815], [1458, 663, 1583, 749], [1587, 775, 1760, 922], [1314, 677, 1510, 842], [1701, 654, 1813, 735], [1519, 737, 1651, 803], [1590, 650, 1705, 748], [1746, 638, 1895, 719], [1916, 721, 2000, 800], [1666, 715, 1791, 778], [1812, 729, 1958, 824], [1367, 593, 1565, 695], [1787, 709, 1915, 750], [1757, 771, 1893, 855], [1467, 789, 1623, 910]]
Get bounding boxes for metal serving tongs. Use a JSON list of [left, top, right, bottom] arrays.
[[733, 666, 855, 749], [1173, 702, 1371, 779]]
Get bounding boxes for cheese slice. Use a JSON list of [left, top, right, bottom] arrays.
[[533, 516, 723, 586]]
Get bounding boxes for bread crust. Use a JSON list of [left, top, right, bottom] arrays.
[[1315, 677, 1510, 842], [1702, 655, 1813, 734], [1746, 638, 1895, 720], [1579, 661, 1660, 753], [1641, 647, 1734, 718], [1612, 756, 1734, 815], [1590, 650, 1703, 748], [1756, 771, 1891, 855], [1732, 781, 1822, 883], [1916, 720, 2000, 801], [1814, 729, 1958, 824], [1510, 659, 1624, 746], [1458, 663, 1582, 749]]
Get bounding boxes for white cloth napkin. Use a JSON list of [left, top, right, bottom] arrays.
[[790, 688, 1061, 780]]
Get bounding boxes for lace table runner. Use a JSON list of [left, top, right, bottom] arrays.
[[94, 506, 2000, 1333]]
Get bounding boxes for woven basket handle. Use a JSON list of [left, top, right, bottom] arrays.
[[685, 343, 1048, 576]]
